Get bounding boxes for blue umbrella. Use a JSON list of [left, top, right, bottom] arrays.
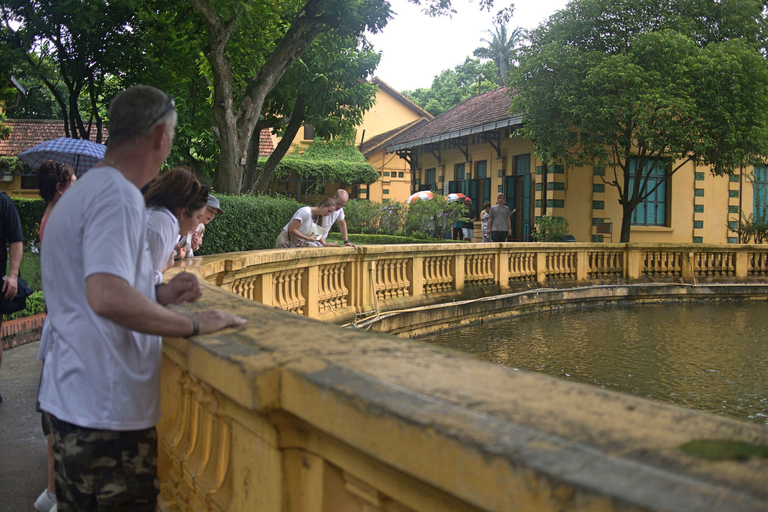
[[18, 137, 106, 175]]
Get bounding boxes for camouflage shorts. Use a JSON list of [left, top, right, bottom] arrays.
[[43, 412, 159, 512]]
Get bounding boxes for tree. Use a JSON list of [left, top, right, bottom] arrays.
[[404, 57, 498, 116], [510, 0, 768, 242], [247, 32, 381, 193], [0, 0, 143, 142], [473, 24, 524, 86], [188, 0, 510, 195], [186, 0, 391, 195]]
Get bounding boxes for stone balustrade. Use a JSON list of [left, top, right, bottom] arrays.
[[158, 243, 768, 512], [195, 242, 768, 325]]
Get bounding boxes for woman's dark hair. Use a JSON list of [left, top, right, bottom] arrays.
[[483, 201, 491, 209], [144, 166, 208, 216], [37, 160, 74, 203]]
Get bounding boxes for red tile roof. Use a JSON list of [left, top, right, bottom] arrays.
[[387, 87, 522, 151], [0, 119, 106, 157], [258, 128, 274, 156], [0, 118, 274, 157]]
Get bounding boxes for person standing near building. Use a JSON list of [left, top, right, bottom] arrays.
[[37, 85, 246, 511], [488, 193, 517, 242], [462, 197, 477, 242], [0, 190, 23, 404]]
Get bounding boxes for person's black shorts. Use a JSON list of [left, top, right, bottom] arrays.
[[44, 412, 159, 512]]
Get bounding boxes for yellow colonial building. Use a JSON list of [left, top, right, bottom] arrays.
[[281, 77, 432, 203], [386, 87, 758, 244]]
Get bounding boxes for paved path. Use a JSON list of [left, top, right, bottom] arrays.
[[0, 341, 48, 512]]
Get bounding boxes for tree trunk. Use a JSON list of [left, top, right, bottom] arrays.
[[191, 0, 324, 195], [620, 204, 633, 242], [251, 96, 307, 194]]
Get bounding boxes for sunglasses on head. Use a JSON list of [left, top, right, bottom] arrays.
[[147, 96, 176, 129]]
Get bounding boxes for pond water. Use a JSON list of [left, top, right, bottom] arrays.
[[419, 301, 768, 425]]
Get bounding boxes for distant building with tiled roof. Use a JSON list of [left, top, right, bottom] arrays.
[[274, 77, 433, 203], [0, 118, 273, 198], [380, 83, 756, 245], [0, 119, 105, 158], [0, 119, 108, 197]]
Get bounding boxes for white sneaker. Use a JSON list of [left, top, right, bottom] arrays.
[[34, 489, 56, 512]]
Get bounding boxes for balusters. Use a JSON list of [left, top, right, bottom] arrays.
[[273, 268, 305, 314], [375, 259, 410, 300], [423, 256, 453, 294], [318, 263, 348, 313]]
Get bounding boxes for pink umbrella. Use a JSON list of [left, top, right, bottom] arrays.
[[446, 193, 467, 202], [406, 190, 435, 203]]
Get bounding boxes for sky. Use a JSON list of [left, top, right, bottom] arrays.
[[366, 0, 570, 92]]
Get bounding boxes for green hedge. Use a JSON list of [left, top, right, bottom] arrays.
[[196, 194, 303, 254], [11, 197, 46, 250], [260, 157, 379, 186], [326, 233, 461, 245]]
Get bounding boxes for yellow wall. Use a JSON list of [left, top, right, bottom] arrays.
[[411, 134, 757, 244], [0, 176, 40, 199], [365, 147, 412, 202], [275, 81, 429, 204]]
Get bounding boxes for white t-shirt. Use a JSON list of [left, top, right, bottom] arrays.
[[38, 166, 162, 431], [321, 207, 345, 240], [283, 206, 316, 236], [146, 206, 179, 284]]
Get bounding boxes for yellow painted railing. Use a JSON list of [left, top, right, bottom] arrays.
[[195, 243, 768, 324], [158, 243, 768, 512]]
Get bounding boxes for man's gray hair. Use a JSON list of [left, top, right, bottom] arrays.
[[107, 85, 176, 148]]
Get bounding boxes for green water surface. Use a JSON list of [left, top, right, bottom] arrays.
[[420, 301, 768, 425]]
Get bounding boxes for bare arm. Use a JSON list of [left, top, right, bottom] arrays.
[[287, 219, 316, 242], [337, 218, 357, 248], [86, 273, 245, 337], [3, 241, 22, 299]]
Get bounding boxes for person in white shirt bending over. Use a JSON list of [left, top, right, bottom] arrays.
[[275, 197, 336, 248]]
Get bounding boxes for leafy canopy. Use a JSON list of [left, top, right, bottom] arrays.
[[510, 0, 768, 241]]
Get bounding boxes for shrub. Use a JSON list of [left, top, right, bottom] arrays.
[[3, 290, 45, 321], [197, 194, 302, 254], [343, 199, 384, 234], [326, 233, 459, 245], [11, 197, 46, 251], [404, 196, 465, 239], [533, 215, 570, 242]]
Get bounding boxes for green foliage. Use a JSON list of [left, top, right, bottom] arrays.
[[19, 251, 41, 292], [326, 232, 457, 245], [1, 0, 142, 142], [259, 139, 379, 193], [473, 24, 525, 86], [11, 197, 46, 251], [0, 156, 29, 175], [404, 57, 499, 116], [3, 290, 45, 321], [511, 0, 768, 242], [404, 196, 466, 239], [195, 194, 302, 254], [533, 215, 570, 242]]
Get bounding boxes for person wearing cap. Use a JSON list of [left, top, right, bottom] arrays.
[[461, 197, 477, 242], [179, 194, 223, 258]]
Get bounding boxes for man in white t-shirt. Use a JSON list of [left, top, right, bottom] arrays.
[[320, 189, 357, 248], [38, 86, 246, 511]]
